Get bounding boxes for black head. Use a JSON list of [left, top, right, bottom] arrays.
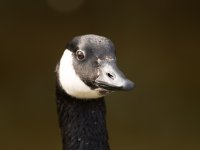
[[56, 34, 134, 99]]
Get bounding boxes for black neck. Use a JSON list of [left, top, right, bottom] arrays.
[[56, 83, 110, 150]]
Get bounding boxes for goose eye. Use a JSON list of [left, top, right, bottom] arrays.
[[76, 50, 85, 60]]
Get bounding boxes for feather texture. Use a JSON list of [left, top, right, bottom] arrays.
[[56, 82, 110, 150]]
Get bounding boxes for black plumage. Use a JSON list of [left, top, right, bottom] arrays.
[[56, 82, 110, 150]]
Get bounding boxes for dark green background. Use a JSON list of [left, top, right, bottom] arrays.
[[1, 0, 200, 150]]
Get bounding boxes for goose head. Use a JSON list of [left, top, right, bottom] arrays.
[[56, 34, 134, 99]]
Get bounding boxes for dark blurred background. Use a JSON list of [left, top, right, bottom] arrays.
[[0, 0, 200, 150]]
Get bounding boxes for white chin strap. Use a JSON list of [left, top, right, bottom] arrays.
[[58, 49, 102, 99]]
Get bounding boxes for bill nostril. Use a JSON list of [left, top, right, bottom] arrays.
[[106, 73, 115, 80]]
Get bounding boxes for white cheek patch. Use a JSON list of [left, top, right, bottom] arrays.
[[58, 49, 102, 99]]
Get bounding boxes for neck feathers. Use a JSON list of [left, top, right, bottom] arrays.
[[56, 83, 110, 150]]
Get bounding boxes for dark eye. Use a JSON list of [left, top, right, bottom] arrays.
[[76, 50, 85, 60]]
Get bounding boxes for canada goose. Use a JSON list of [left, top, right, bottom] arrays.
[[55, 34, 134, 150]]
